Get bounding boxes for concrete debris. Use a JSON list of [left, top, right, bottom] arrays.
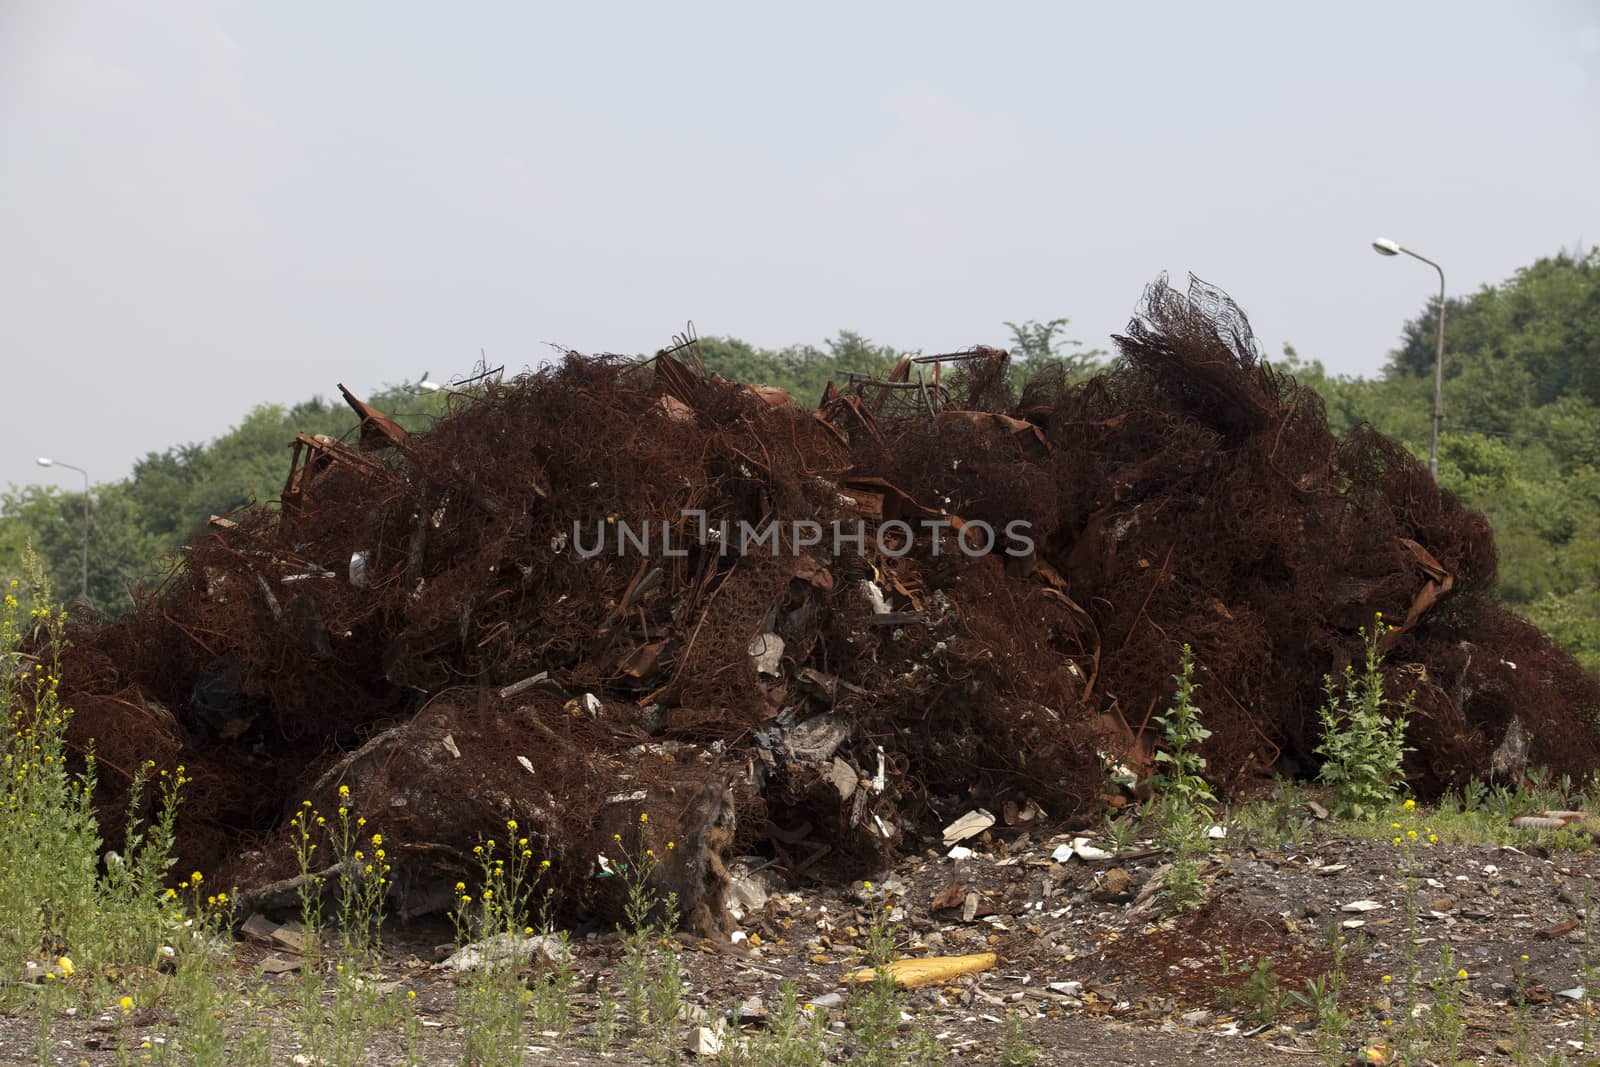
[[441, 933, 569, 973], [687, 1025, 724, 1056]]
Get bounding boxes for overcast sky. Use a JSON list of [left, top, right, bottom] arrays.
[[3, 2, 1597, 493]]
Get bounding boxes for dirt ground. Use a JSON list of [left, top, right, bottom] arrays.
[[8, 810, 1600, 1066]]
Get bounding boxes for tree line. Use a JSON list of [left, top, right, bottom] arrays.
[[4, 250, 1597, 671]]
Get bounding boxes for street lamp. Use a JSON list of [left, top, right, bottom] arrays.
[[1372, 238, 1447, 480], [35, 457, 90, 606]]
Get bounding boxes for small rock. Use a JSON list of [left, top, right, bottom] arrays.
[[259, 954, 302, 975], [688, 1026, 723, 1057], [1092, 868, 1133, 902]]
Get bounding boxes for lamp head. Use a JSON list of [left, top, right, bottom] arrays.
[[1372, 238, 1402, 257], [36, 457, 53, 467]]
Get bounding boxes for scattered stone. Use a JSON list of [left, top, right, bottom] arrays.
[[930, 883, 966, 913], [258, 954, 302, 975]]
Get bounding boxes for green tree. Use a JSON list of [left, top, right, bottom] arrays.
[[1004, 317, 1107, 388]]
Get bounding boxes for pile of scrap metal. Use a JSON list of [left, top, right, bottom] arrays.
[[45, 275, 1600, 929]]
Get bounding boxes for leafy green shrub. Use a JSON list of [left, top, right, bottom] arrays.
[[1147, 647, 1215, 911], [1315, 617, 1412, 819], [1150, 645, 1216, 812]]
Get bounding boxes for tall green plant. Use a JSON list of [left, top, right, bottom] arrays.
[[1315, 617, 1412, 819], [1147, 646, 1215, 912]]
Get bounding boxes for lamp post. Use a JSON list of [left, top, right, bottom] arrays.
[[1372, 237, 1447, 479], [35, 457, 90, 606]]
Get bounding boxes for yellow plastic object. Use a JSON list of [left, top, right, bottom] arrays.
[[840, 952, 998, 989]]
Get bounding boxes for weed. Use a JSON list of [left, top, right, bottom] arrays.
[[1160, 857, 1207, 912], [1229, 780, 1314, 849], [451, 822, 551, 1067], [737, 982, 829, 1067], [998, 1010, 1041, 1066], [1146, 646, 1216, 913], [843, 880, 951, 1066], [1290, 929, 1350, 1064], [590, 986, 619, 1048], [606, 813, 684, 1062], [1232, 956, 1290, 1025], [1419, 943, 1468, 1061], [527, 929, 576, 1035], [1315, 617, 1412, 820], [846, 882, 904, 1066], [1105, 811, 1140, 854], [1150, 645, 1215, 811]]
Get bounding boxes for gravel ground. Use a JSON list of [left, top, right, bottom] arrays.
[[6, 811, 1600, 1066]]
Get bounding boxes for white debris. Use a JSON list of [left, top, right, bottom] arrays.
[[684, 1023, 723, 1062], [747, 632, 786, 676], [859, 579, 891, 614], [1064, 837, 1115, 862], [942, 809, 996, 846], [443, 933, 568, 973]]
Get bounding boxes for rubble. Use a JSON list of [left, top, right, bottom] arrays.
[[34, 275, 1600, 930], [440, 933, 568, 973]]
